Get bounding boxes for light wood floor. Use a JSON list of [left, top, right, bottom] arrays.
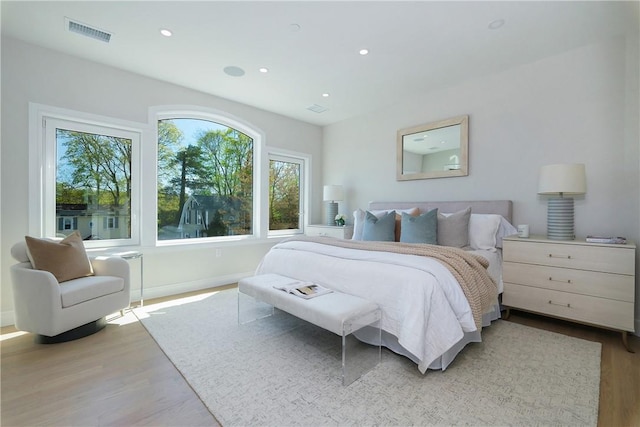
[[2, 288, 638, 427]]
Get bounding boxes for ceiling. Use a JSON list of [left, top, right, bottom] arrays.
[[2, 1, 638, 126]]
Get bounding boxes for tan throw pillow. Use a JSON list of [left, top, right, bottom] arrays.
[[25, 231, 94, 283]]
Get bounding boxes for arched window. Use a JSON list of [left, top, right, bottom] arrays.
[[157, 116, 255, 242]]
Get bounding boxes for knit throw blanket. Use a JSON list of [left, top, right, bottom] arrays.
[[282, 236, 498, 329]]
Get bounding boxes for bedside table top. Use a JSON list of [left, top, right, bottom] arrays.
[[503, 234, 635, 248]]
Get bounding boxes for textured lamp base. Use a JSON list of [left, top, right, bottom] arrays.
[[327, 202, 338, 226], [547, 197, 575, 240]]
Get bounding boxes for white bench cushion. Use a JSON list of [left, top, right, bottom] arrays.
[[239, 273, 379, 336]]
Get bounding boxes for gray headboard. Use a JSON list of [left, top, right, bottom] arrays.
[[368, 200, 513, 223]]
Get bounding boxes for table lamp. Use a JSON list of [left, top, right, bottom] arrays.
[[323, 185, 343, 226], [538, 163, 586, 240]]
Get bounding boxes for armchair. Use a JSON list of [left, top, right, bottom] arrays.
[[10, 240, 131, 343]]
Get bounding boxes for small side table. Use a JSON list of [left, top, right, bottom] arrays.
[[305, 224, 354, 239], [109, 251, 144, 307]]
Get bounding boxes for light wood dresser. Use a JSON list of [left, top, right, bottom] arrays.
[[305, 225, 354, 239], [502, 235, 636, 351]]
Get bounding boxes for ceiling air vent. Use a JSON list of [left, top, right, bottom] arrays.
[[66, 18, 112, 43], [307, 104, 329, 114]]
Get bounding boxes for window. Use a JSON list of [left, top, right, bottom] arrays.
[[269, 154, 304, 234], [33, 109, 140, 248], [104, 217, 119, 229], [157, 118, 254, 241], [31, 104, 306, 248], [58, 217, 78, 231]]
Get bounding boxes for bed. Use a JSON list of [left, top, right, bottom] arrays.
[[255, 200, 517, 373]]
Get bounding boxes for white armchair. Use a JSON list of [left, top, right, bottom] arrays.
[[10, 241, 131, 343]]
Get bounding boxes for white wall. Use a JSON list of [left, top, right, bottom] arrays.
[[323, 34, 640, 332], [0, 37, 323, 324], [3, 33, 639, 333]]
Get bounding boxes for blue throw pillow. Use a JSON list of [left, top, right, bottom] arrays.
[[362, 210, 396, 242], [400, 209, 438, 244]]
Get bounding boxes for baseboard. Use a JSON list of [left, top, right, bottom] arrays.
[[0, 271, 253, 328], [1, 312, 15, 328], [135, 271, 251, 302]]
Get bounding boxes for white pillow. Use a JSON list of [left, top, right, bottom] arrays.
[[467, 214, 518, 251], [352, 208, 364, 240], [352, 207, 419, 240], [496, 216, 518, 248], [469, 214, 502, 251]]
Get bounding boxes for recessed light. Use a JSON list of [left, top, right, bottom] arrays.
[[259, 67, 269, 73], [488, 19, 505, 30], [223, 66, 245, 77], [160, 28, 173, 37], [322, 93, 329, 97], [359, 48, 369, 56]]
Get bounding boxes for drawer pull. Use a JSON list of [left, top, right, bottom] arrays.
[[548, 277, 572, 284], [548, 254, 572, 259], [548, 300, 571, 308]]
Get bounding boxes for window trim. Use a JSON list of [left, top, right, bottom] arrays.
[[29, 103, 144, 248]]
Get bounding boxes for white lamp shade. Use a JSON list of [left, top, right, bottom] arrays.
[[538, 164, 586, 195], [323, 185, 343, 201]]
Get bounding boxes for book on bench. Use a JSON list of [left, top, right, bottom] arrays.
[[273, 281, 333, 299]]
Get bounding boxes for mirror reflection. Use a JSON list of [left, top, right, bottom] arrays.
[[397, 115, 468, 180]]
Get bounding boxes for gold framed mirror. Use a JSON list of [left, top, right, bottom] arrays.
[[396, 115, 468, 180]]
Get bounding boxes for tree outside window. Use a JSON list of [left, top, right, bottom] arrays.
[[56, 128, 132, 241], [269, 158, 301, 231], [157, 118, 254, 241]]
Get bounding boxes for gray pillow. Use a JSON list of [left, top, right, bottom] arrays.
[[400, 209, 438, 244], [362, 210, 396, 242], [437, 207, 471, 247]]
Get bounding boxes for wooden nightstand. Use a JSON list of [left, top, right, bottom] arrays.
[[305, 224, 353, 239], [502, 235, 636, 352]]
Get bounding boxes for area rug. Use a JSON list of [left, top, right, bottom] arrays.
[[136, 289, 601, 426]]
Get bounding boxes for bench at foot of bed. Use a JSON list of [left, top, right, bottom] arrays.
[[238, 273, 381, 386]]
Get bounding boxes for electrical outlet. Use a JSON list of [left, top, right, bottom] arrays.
[[215, 249, 222, 258]]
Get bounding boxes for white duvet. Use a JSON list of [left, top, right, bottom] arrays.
[[256, 240, 499, 373]]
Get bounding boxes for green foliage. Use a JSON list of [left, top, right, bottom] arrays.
[[269, 160, 300, 230], [157, 120, 184, 188], [57, 129, 131, 209], [207, 210, 227, 236], [56, 182, 85, 204], [156, 120, 255, 238], [157, 189, 180, 229], [170, 144, 207, 223]]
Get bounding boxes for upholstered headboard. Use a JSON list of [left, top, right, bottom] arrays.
[[368, 200, 513, 223]]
